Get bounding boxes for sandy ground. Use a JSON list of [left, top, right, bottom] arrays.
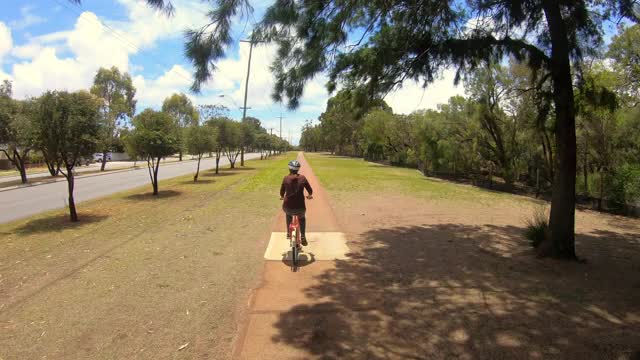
[[267, 191, 640, 359], [236, 154, 640, 359], [0, 159, 283, 360]]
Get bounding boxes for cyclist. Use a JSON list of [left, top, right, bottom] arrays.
[[280, 160, 313, 246]]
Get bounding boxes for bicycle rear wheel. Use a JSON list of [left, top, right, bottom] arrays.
[[291, 228, 299, 265]]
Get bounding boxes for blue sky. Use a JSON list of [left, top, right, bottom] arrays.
[[0, 1, 626, 145]]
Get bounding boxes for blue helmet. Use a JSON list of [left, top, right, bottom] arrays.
[[288, 160, 301, 171]]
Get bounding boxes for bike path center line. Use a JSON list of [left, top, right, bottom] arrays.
[[263, 232, 350, 261]]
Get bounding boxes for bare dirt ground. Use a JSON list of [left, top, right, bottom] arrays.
[[264, 155, 640, 359], [0, 156, 289, 360]]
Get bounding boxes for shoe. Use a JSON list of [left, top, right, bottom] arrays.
[[301, 237, 308, 246]]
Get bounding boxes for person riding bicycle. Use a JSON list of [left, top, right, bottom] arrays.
[[280, 160, 313, 246]]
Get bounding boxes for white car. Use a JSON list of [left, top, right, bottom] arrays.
[[93, 153, 112, 162]]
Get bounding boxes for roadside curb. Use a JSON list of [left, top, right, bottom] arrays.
[[0, 158, 203, 193]]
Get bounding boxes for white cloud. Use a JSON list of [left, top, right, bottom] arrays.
[[0, 22, 12, 62], [4, 1, 216, 105], [111, 0, 211, 50], [210, 43, 331, 113], [9, 11, 135, 98], [384, 69, 465, 114], [132, 65, 193, 106], [10, 6, 47, 30], [12, 43, 43, 59], [2, 1, 329, 119]]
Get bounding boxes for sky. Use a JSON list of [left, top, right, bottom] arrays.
[[0, 0, 468, 145]]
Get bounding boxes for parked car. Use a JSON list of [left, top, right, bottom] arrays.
[[93, 153, 112, 162], [75, 157, 92, 166]]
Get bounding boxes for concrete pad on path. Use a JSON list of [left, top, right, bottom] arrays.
[[264, 232, 350, 261]]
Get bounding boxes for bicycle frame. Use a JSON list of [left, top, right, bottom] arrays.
[[289, 215, 302, 265]]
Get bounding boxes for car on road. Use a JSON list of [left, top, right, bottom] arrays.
[[93, 153, 112, 162], [75, 156, 93, 166]]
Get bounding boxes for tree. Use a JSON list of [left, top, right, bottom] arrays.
[[90, 66, 136, 171], [239, 120, 256, 166], [204, 116, 230, 174], [0, 80, 11, 98], [120, 128, 140, 167], [0, 83, 35, 184], [607, 24, 640, 106], [218, 119, 241, 168], [186, 124, 218, 182], [465, 63, 527, 185], [316, 89, 390, 156], [162, 93, 199, 161], [255, 132, 271, 159], [242, 116, 264, 133], [32, 91, 102, 221], [182, 0, 640, 260], [575, 66, 619, 209], [127, 109, 179, 195], [198, 104, 229, 121]]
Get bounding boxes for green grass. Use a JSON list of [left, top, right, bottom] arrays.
[[234, 152, 294, 192], [305, 153, 530, 204], [0, 166, 50, 177]]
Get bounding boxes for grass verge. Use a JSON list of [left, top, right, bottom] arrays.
[[304, 153, 532, 204], [0, 153, 293, 360]]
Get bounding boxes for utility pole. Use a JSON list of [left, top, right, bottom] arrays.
[[239, 37, 262, 166], [277, 114, 284, 140]]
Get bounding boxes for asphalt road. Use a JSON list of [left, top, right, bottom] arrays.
[[0, 153, 261, 224]]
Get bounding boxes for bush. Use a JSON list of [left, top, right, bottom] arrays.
[[524, 206, 549, 248], [610, 163, 640, 206]]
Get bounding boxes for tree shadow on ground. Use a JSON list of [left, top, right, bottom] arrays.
[[203, 171, 235, 177], [230, 166, 256, 171], [125, 190, 182, 201], [271, 224, 640, 359], [14, 213, 109, 235], [180, 179, 215, 185]]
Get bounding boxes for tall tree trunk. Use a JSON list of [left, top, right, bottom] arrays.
[[241, 148, 245, 166], [153, 160, 160, 195], [101, 151, 107, 171], [598, 168, 604, 211], [18, 166, 27, 184], [179, 151, 183, 162], [194, 154, 202, 182], [215, 155, 220, 174], [66, 166, 78, 222], [583, 141, 589, 196], [14, 150, 28, 184], [46, 161, 57, 176], [544, 1, 577, 260]]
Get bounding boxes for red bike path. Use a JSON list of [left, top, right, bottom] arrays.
[[233, 152, 344, 359]]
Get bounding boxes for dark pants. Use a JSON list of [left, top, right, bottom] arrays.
[[284, 208, 306, 238]]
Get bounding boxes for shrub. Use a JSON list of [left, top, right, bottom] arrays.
[[524, 206, 549, 248]]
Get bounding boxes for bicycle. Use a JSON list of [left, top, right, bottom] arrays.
[[281, 195, 312, 266]]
